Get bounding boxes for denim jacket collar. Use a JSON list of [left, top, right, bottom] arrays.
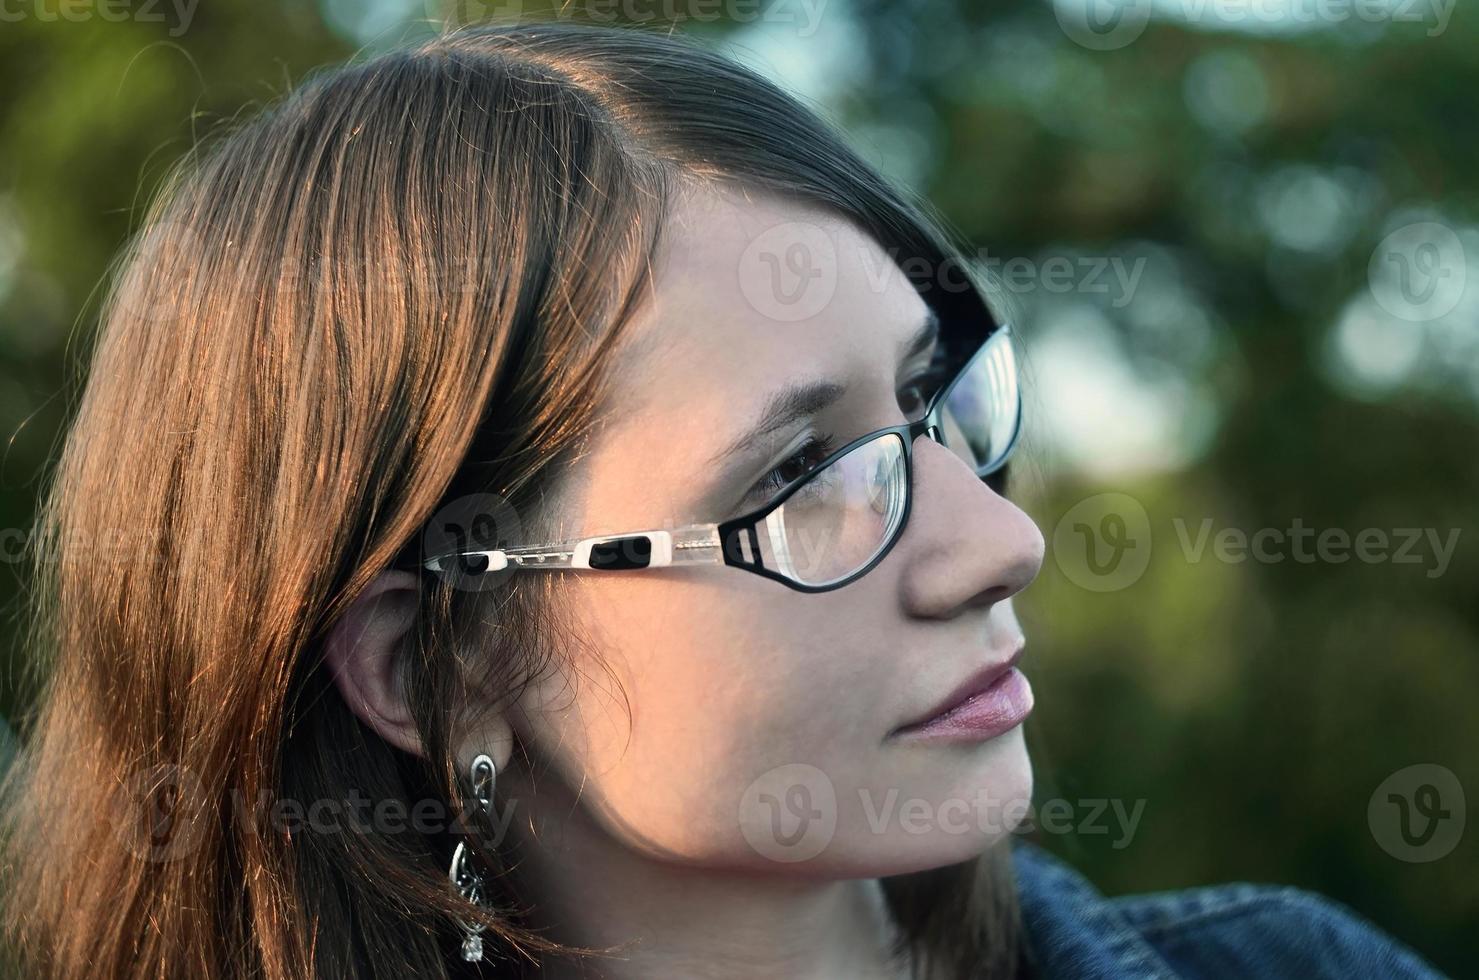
[[1011, 839, 1180, 979]]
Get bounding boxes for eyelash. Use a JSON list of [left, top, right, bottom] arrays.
[[747, 359, 954, 503], [899, 357, 954, 418], [751, 431, 839, 501]]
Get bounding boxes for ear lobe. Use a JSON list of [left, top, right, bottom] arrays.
[[322, 570, 426, 757]]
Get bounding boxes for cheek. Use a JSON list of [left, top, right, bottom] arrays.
[[519, 578, 878, 864], [514, 578, 1033, 876]]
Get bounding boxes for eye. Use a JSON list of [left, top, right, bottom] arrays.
[[898, 350, 954, 421], [748, 432, 838, 503]]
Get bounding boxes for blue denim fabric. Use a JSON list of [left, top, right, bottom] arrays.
[[1011, 840, 1448, 979]]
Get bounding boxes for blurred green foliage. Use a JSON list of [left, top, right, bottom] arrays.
[[0, 0, 1474, 974]]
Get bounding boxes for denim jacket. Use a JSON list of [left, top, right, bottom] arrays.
[[1011, 840, 1448, 978]]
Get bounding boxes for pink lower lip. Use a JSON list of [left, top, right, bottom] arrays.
[[892, 668, 1034, 742]]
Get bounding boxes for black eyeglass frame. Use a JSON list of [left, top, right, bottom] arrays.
[[713, 322, 1021, 592], [406, 323, 1021, 594]]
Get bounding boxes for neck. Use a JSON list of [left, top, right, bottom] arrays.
[[498, 778, 916, 980]]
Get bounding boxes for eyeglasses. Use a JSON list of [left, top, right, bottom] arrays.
[[420, 323, 1021, 593]]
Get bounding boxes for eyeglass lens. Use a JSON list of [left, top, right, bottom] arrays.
[[939, 329, 1018, 473], [754, 329, 1018, 586], [751, 432, 909, 587]]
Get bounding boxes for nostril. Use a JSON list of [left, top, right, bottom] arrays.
[[964, 582, 1013, 612]]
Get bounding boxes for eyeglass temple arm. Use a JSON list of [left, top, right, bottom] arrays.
[[423, 323, 1016, 576], [422, 524, 728, 574]]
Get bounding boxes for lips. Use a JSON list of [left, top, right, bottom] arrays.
[[893, 643, 1026, 734]]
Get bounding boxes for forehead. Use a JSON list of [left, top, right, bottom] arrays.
[[615, 184, 930, 422], [557, 184, 932, 527]]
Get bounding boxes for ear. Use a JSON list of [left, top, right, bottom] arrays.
[[322, 570, 426, 757]]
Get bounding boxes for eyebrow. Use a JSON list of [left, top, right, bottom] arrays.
[[706, 309, 942, 472]]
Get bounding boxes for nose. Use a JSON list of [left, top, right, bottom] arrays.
[[897, 435, 1044, 618]]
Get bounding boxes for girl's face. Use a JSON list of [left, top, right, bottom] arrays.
[[495, 183, 1045, 880]]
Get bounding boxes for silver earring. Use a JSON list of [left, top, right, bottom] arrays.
[[449, 752, 497, 963]]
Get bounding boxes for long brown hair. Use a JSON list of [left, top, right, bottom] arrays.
[[1, 22, 1025, 980]]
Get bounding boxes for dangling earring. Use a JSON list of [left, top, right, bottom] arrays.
[[449, 753, 497, 963]]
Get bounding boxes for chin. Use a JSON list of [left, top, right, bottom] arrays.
[[807, 726, 1036, 878], [988, 724, 1035, 820], [938, 724, 1034, 850]]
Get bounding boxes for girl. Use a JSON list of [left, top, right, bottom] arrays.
[[0, 21, 1441, 980]]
